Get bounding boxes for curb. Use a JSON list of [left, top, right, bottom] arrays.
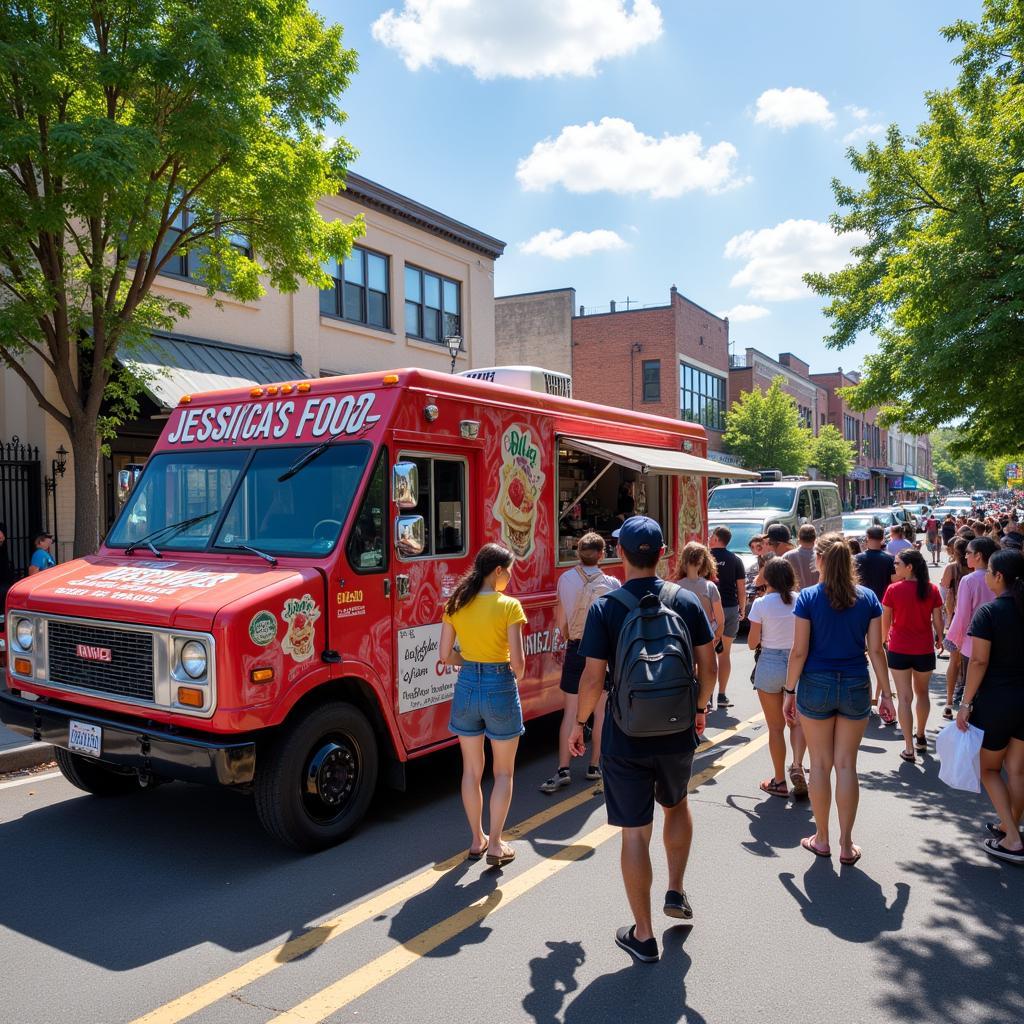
[[0, 742, 55, 773]]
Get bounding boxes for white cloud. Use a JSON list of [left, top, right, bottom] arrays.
[[845, 104, 870, 121], [724, 219, 869, 301], [371, 0, 663, 80], [519, 228, 628, 260], [516, 117, 748, 198], [754, 87, 835, 130], [717, 304, 771, 323], [842, 123, 885, 145]]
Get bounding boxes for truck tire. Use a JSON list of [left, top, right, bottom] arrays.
[[255, 701, 379, 852], [54, 748, 142, 796]]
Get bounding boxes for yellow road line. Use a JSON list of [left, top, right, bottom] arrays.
[[129, 711, 764, 1024], [267, 726, 771, 1024]]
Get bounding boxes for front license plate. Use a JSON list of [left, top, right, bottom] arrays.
[[68, 720, 102, 757]]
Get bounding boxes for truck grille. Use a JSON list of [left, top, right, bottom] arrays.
[[48, 621, 155, 701]]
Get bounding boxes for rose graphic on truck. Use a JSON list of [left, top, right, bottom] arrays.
[[494, 425, 545, 559], [281, 594, 321, 663]]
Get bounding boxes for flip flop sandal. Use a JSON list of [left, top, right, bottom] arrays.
[[759, 778, 790, 798], [486, 845, 516, 867], [467, 837, 489, 861], [899, 750, 916, 763], [914, 735, 927, 751], [801, 836, 831, 858], [840, 847, 862, 866]]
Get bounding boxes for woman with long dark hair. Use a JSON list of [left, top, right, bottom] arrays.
[[940, 537, 971, 719], [440, 543, 527, 866], [882, 548, 944, 762], [784, 533, 892, 865], [958, 549, 1024, 863]]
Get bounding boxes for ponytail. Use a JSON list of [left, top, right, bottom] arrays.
[[899, 548, 931, 601], [989, 549, 1024, 624], [814, 532, 858, 610], [445, 542, 514, 616]]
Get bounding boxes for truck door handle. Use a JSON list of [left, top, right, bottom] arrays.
[[383, 579, 391, 598]]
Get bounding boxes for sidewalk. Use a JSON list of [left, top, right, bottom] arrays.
[[0, 722, 53, 773]]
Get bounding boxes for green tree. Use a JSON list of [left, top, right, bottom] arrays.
[[805, 0, 1024, 458], [723, 376, 812, 475], [931, 429, 999, 490], [0, 1, 361, 555], [807, 423, 856, 482]]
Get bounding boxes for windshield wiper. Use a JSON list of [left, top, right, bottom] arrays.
[[277, 427, 348, 483], [223, 543, 278, 566], [124, 509, 221, 556]]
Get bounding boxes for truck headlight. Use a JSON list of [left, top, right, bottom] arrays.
[[15, 618, 34, 652], [179, 640, 207, 679]]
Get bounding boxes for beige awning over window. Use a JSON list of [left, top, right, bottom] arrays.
[[562, 437, 759, 479]]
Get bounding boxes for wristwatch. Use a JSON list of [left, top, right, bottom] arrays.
[[961, 702, 974, 713]]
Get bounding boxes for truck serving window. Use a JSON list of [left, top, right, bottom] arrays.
[[214, 443, 370, 556], [107, 450, 248, 550], [400, 454, 466, 558]]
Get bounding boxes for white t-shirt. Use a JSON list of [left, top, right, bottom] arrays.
[[557, 564, 621, 640], [747, 591, 799, 649]]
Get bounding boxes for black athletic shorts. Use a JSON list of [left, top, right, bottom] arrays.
[[601, 749, 695, 828], [972, 687, 1024, 751], [886, 650, 936, 672], [559, 640, 585, 694]]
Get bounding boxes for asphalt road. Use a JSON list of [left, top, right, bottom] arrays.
[[1, 567, 1022, 1024]]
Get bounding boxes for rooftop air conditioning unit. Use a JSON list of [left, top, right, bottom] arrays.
[[458, 365, 572, 399]]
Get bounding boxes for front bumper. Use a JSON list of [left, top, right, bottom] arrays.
[[0, 689, 255, 786]]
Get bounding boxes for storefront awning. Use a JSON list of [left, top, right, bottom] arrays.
[[848, 467, 872, 480], [120, 333, 308, 411], [891, 474, 934, 491], [871, 467, 901, 477], [562, 437, 759, 479]]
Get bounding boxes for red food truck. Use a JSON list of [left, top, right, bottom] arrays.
[[1, 367, 751, 849]]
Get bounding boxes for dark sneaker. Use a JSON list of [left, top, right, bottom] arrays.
[[615, 925, 659, 963], [717, 694, 734, 710], [663, 890, 694, 924], [983, 838, 1024, 864], [585, 764, 602, 781], [539, 767, 570, 794]]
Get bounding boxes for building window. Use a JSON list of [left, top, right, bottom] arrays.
[[680, 362, 726, 431], [155, 204, 252, 285], [642, 359, 661, 402], [320, 246, 389, 329], [405, 266, 461, 343]]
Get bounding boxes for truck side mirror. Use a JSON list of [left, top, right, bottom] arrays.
[[392, 462, 419, 510], [395, 515, 425, 557]]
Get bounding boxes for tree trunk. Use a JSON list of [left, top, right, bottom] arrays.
[[70, 423, 102, 558]]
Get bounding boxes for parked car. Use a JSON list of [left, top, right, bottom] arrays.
[[842, 512, 890, 546], [900, 503, 931, 530]]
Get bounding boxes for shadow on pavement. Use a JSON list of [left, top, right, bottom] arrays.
[[725, 792, 814, 858], [522, 940, 586, 1024]]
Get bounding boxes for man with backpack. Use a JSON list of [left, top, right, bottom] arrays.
[[569, 516, 716, 964], [539, 533, 621, 793]]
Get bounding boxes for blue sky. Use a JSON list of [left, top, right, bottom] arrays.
[[314, 1, 975, 375]]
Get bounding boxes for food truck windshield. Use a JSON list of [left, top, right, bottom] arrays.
[[106, 442, 373, 558]]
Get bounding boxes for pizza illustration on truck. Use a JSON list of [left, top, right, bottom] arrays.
[[1, 367, 753, 850]]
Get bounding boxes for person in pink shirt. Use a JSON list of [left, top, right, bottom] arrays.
[[945, 537, 998, 713]]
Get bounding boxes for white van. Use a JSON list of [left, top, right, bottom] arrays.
[[707, 480, 844, 565]]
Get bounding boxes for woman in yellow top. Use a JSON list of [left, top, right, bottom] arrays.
[[441, 543, 527, 867]]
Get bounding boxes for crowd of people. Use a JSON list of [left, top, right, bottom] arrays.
[[435, 496, 1024, 965]]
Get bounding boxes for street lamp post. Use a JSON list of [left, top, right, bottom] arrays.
[[43, 443, 68, 556], [445, 334, 463, 374]]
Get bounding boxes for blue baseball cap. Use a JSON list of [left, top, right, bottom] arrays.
[[611, 515, 663, 555]]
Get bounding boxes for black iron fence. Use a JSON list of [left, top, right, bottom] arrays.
[[0, 436, 42, 579]]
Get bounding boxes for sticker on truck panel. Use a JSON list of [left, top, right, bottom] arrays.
[[281, 594, 321, 663], [249, 610, 278, 647], [397, 623, 456, 714], [493, 425, 545, 560]]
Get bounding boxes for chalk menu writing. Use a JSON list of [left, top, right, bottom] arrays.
[[396, 623, 456, 714]]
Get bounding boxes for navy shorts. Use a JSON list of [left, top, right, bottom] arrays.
[[796, 670, 872, 721], [886, 650, 936, 672], [602, 750, 695, 828], [560, 640, 586, 694], [448, 661, 524, 741], [972, 688, 1024, 751]]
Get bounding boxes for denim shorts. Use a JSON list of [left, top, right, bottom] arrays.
[[796, 670, 872, 721], [448, 661, 524, 741], [753, 647, 790, 694]]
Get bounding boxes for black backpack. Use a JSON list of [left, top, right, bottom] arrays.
[[606, 583, 699, 737]]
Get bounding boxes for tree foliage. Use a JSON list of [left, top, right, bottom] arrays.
[[723, 377, 811, 475], [930, 429, 997, 490], [806, 0, 1024, 458], [807, 423, 856, 482], [0, 1, 361, 554]]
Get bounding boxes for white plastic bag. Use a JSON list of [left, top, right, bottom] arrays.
[[935, 721, 984, 793]]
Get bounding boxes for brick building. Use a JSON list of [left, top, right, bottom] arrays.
[[728, 349, 830, 435], [494, 285, 736, 463]]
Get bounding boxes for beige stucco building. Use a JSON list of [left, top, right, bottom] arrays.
[[0, 173, 504, 571]]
